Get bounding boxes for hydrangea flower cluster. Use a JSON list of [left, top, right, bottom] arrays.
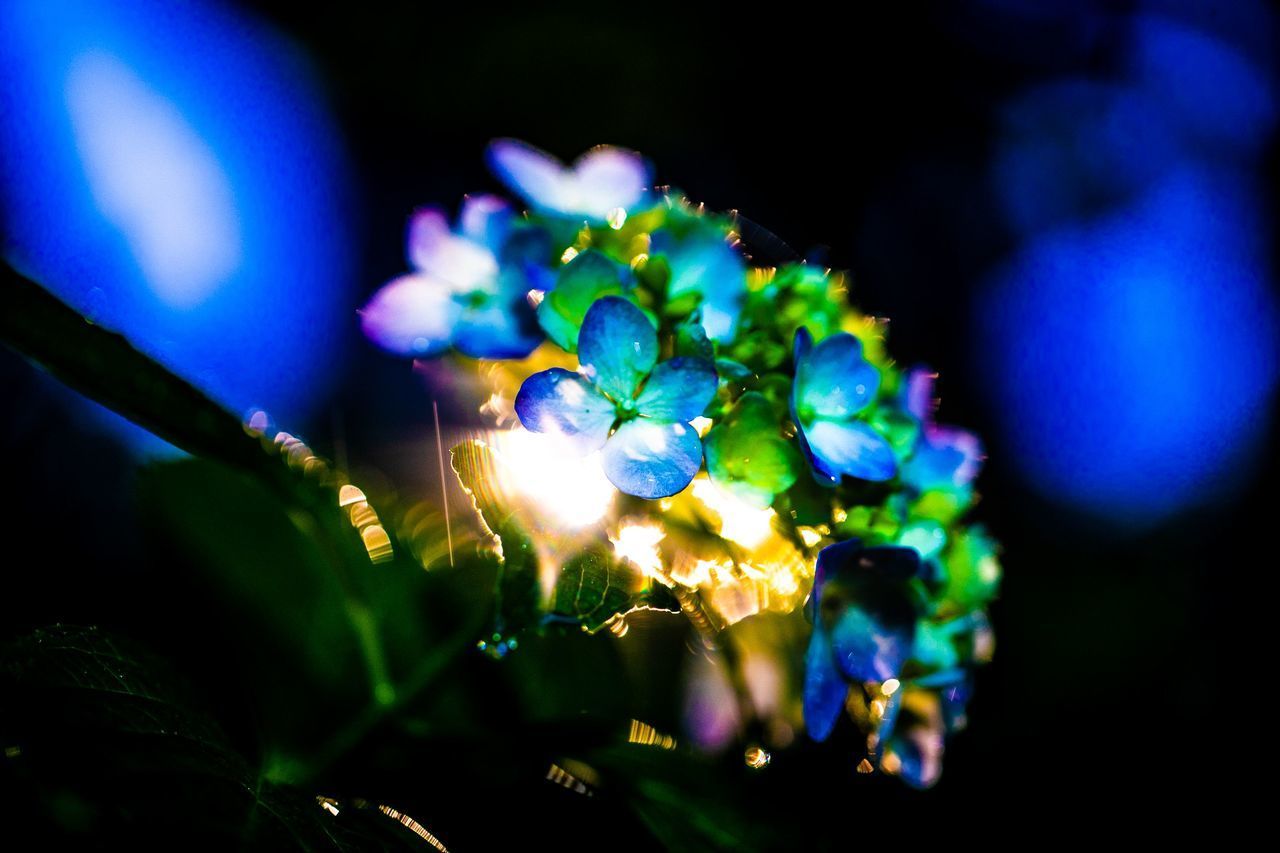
[[361, 140, 1001, 788]]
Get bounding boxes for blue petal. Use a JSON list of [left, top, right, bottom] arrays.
[[514, 368, 616, 451], [406, 208, 498, 291], [902, 426, 984, 491], [801, 419, 897, 483], [601, 419, 702, 499], [811, 537, 863, 596], [458, 194, 513, 250], [359, 273, 459, 357], [886, 712, 945, 789], [803, 626, 847, 742], [793, 326, 814, 364], [571, 145, 651, 218], [830, 606, 913, 682], [665, 238, 746, 341], [486, 139, 650, 220], [812, 541, 920, 682], [577, 296, 658, 402], [795, 332, 880, 420], [453, 296, 542, 360], [634, 357, 717, 422], [486, 139, 567, 213], [902, 367, 937, 423]]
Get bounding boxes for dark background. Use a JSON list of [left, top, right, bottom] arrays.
[[2, 0, 1268, 841]]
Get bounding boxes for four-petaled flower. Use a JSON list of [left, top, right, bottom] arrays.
[[791, 328, 896, 485], [515, 296, 717, 499], [803, 539, 922, 742], [360, 195, 546, 359], [487, 139, 651, 222]]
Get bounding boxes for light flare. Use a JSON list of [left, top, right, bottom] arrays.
[[691, 478, 775, 549], [486, 428, 615, 529], [610, 521, 666, 580]]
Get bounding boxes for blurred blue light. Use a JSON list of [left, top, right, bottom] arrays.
[[977, 166, 1279, 525], [1127, 12, 1276, 153], [995, 81, 1179, 236], [1, 0, 354, 440], [979, 6, 1279, 527]]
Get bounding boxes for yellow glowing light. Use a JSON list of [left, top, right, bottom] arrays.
[[629, 252, 649, 270], [744, 745, 771, 769], [691, 479, 775, 549], [628, 719, 677, 750], [561, 246, 579, 264], [979, 554, 1001, 584], [690, 416, 713, 437], [606, 206, 627, 229], [377, 805, 449, 851], [857, 757, 876, 774], [670, 558, 719, 589], [765, 562, 799, 598], [797, 526, 823, 548], [705, 572, 764, 626], [610, 521, 665, 579], [338, 484, 366, 508], [881, 678, 901, 696], [361, 524, 394, 563], [487, 428, 615, 528], [832, 506, 848, 524], [546, 763, 595, 796]]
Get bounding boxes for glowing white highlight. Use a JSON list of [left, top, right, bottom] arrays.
[[489, 427, 615, 528], [65, 51, 240, 308]]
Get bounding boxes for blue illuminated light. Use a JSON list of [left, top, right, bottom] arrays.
[[977, 167, 1279, 525], [0, 0, 354, 437], [979, 7, 1279, 527]]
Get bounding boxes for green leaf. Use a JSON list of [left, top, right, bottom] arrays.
[[549, 543, 679, 633], [136, 458, 454, 767], [0, 261, 282, 481], [449, 440, 541, 646], [0, 626, 434, 850], [938, 525, 1002, 615], [587, 745, 777, 853], [673, 316, 714, 361], [537, 250, 627, 352], [868, 405, 921, 455], [704, 392, 800, 508]]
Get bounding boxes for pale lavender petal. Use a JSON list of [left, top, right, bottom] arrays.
[[407, 207, 498, 290], [904, 367, 938, 423], [572, 145, 651, 219], [458, 194, 513, 249], [359, 273, 459, 357], [486, 138, 571, 214]]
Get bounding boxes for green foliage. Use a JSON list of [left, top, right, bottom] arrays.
[[0, 626, 432, 850], [452, 439, 680, 641], [537, 250, 629, 351], [449, 439, 544, 647], [550, 544, 680, 633], [704, 392, 801, 508], [937, 526, 1002, 616]]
